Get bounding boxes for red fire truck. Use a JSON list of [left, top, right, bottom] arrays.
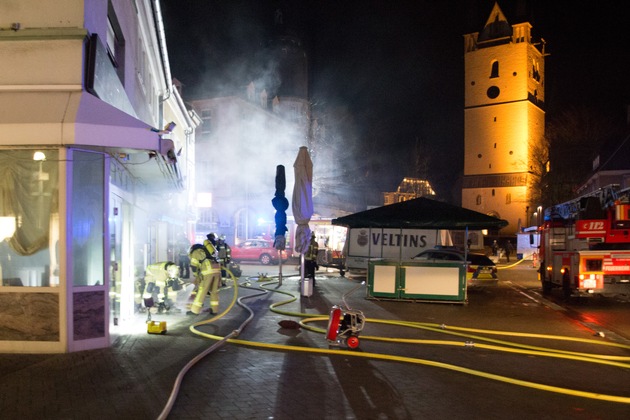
[[539, 185, 630, 298]]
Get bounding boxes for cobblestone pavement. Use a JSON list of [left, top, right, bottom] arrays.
[[1, 266, 630, 419]]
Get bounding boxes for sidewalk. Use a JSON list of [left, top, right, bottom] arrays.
[[1, 269, 628, 419]]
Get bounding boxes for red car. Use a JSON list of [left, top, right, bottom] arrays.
[[231, 239, 288, 265]]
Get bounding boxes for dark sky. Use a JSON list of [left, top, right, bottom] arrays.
[[160, 0, 630, 202]]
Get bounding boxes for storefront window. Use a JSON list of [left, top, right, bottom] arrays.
[[71, 151, 104, 287], [0, 149, 59, 287]]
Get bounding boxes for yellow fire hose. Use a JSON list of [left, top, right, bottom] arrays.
[[160, 272, 630, 419]]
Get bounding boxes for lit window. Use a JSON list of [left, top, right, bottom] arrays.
[[0, 150, 60, 287], [71, 150, 104, 288]]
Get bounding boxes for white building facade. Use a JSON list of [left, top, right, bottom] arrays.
[[0, 0, 197, 353]]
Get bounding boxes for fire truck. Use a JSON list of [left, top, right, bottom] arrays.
[[539, 184, 630, 298]]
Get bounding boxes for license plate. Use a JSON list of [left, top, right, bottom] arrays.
[[583, 279, 597, 288]]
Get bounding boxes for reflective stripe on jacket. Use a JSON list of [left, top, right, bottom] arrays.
[[306, 240, 318, 261]]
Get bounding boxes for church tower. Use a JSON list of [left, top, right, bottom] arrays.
[[462, 2, 545, 234]]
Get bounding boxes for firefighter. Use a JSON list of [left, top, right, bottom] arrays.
[[188, 236, 221, 315], [216, 235, 232, 286], [305, 232, 319, 285], [491, 240, 499, 256], [505, 240, 514, 262], [176, 233, 191, 279], [142, 262, 183, 312]]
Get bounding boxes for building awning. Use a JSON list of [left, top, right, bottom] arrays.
[[0, 90, 180, 191]]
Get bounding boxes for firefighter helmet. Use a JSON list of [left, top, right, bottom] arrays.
[[189, 244, 206, 258], [165, 263, 179, 278], [189, 243, 204, 253]]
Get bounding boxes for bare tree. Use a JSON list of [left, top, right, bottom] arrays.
[[528, 135, 550, 208], [545, 104, 626, 204]]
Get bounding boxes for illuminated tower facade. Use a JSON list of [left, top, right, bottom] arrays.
[[462, 3, 545, 234]]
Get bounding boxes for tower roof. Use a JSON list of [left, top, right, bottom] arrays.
[[477, 2, 513, 46]]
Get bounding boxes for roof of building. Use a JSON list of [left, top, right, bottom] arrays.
[[477, 2, 513, 46], [332, 197, 508, 230]]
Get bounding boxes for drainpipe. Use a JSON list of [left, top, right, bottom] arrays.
[[151, 0, 172, 104]]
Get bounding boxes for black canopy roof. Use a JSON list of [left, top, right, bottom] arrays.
[[331, 197, 508, 230]]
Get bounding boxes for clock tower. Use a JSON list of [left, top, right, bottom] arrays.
[[462, 2, 545, 234]]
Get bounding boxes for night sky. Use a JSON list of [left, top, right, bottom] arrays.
[[160, 0, 630, 203]]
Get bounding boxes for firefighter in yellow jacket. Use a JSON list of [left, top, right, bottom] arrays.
[[305, 232, 319, 285], [187, 234, 221, 315], [216, 235, 232, 286], [140, 261, 183, 312]]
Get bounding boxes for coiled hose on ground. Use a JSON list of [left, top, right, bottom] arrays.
[[159, 270, 630, 419]]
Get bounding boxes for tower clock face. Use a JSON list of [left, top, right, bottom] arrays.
[[487, 86, 500, 99]]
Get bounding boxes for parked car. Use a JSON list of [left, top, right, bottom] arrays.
[[231, 239, 288, 265], [411, 248, 498, 283]]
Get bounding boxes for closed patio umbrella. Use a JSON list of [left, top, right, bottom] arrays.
[[272, 165, 288, 285], [292, 146, 313, 283]]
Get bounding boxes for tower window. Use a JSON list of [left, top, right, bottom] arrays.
[[476, 195, 482, 205], [506, 193, 512, 204], [492, 189, 495, 196], [490, 61, 499, 78], [532, 62, 541, 82]]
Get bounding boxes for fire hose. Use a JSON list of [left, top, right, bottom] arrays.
[[159, 272, 630, 419]]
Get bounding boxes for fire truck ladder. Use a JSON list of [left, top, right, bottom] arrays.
[[544, 184, 624, 221]]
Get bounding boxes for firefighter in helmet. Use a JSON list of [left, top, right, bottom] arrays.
[[141, 261, 184, 312], [187, 234, 221, 315], [305, 232, 319, 285], [176, 233, 191, 279], [216, 235, 232, 286], [204, 232, 218, 256]]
